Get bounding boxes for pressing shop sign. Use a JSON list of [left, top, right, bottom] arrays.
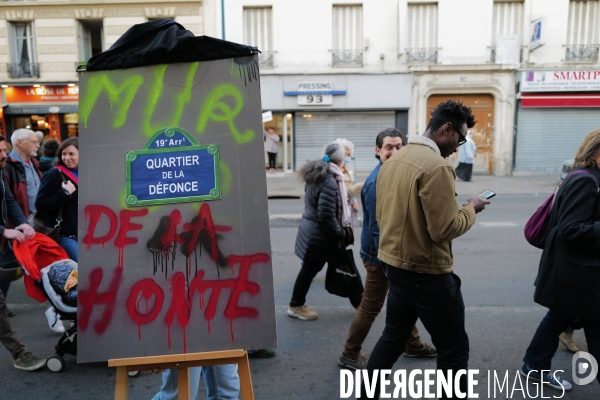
[[126, 127, 220, 207]]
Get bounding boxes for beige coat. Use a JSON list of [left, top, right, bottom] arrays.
[[376, 136, 476, 274]]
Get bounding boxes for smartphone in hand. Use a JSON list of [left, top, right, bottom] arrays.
[[479, 189, 496, 200]]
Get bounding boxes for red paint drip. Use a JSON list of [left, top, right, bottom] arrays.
[[114, 208, 148, 269], [164, 272, 190, 349], [126, 278, 164, 341], [161, 210, 182, 259], [186, 253, 270, 341]]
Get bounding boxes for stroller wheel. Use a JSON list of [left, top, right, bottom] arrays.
[[128, 370, 141, 378], [47, 355, 65, 372]]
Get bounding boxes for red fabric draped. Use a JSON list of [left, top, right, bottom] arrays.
[[13, 233, 69, 303]]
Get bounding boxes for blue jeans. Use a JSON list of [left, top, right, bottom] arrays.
[[362, 267, 468, 399], [152, 364, 240, 400], [57, 237, 77, 262], [524, 309, 600, 384]]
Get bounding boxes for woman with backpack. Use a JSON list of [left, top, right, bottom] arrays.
[[520, 128, 600, 391]]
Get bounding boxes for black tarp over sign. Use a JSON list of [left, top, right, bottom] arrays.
[[77, 20, 276, 362], [86, 19, 257, 71]]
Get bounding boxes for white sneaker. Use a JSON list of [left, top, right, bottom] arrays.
[[45, 307, 65, 334]]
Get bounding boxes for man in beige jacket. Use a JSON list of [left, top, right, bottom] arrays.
[[362, 100, 490, 399]]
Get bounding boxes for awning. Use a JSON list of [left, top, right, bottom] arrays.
[[521, 92, 600, 108], [3, 104, 78, 115]]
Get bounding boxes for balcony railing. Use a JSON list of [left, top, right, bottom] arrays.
[[259, 51, 275, 68], [332, 49, 363, 67], [406, 48, 438, 65], [565, 45, 599, 63], [7, 63, 39, 78], [490, 47, 524, 64]]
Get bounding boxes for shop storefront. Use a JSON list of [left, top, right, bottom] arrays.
[[515, 70, 600, 171], [0, 84, 79, 142], [260, 74, 412, 172]]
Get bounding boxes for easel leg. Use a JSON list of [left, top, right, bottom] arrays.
[[237, 352, 254, 400], [178, 367, 190, 400], [114, 366, 129, 400]]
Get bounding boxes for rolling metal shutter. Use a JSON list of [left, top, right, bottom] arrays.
[[515, 105, 600, 171], [295, 112, 396, 172]]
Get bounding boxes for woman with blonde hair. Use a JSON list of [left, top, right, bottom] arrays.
[[520, 128, 600, 391]]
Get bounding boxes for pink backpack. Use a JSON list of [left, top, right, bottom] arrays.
[[524, 169, 599, 249]]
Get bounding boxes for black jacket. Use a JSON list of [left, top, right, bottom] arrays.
[[534, 167, 600, 320], [0, 173, 27, 237], [4, 157, 42, 217], [295, 170, 345, 265], [35, 168, 78, 238]]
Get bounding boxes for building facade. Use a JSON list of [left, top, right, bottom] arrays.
[[219, 0, 600, 176], [0, 0, 212, 142]]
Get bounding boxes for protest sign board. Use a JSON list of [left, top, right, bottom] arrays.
[[77, 21, 275, 362]]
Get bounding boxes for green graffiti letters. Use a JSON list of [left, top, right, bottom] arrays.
[[196, 83, 256, 144], [142, 62, 199, 136], [81, 63, 255, 144], [80, 74, 144, 129]]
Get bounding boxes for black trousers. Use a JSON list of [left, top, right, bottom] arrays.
[[267, 152, 277, 169], [290, 259, 361, 308], [361, 267, 469, 399], [455, 162, 473, 181]]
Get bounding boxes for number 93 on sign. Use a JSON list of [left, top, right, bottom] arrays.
[[297, 94, 333, 106]]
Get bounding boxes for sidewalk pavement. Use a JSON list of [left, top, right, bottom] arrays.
[[266, 170, 561, 227]]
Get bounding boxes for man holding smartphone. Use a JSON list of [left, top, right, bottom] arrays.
[[338, 128, 436, 371], [361, 100, 490, 399]]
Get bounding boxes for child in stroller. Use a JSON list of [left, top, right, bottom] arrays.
[[13, 234, 77, 373], [39, 259, 77, 372]]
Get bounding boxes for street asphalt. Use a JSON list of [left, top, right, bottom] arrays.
[[2, 172, 599, 399]]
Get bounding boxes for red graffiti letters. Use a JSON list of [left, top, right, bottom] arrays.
[[126, 278, 164, 340], [82, 202, 270, 352], [83, 205, 149, 268], [82, 205, 118, 249], [114, 209, 149, 268], [79, 267, 123, 334]]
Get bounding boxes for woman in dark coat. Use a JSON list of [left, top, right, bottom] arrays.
[[35, 137, 79, 262], [521, 128, 600, 390], [288, 142, 361, 321]]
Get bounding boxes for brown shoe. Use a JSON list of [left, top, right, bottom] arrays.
[[559, 332, 579, 353], [287, 305, 318, 321], [403, 342, 437, 358]]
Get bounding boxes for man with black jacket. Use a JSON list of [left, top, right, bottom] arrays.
[[0, 135, 45, 371], [5, 129, 42, 221]]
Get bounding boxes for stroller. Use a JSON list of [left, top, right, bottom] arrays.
[[13, 233, 77, 373]]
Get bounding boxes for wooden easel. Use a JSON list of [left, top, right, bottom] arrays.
[[108, 349, 254, 400]]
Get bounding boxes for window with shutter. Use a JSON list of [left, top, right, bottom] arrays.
[[332, 5, 363, 67], [491, 1, 523, 63], [8, 22, 38, 78], [566, 0, 599, 62], [243, 7, 274, 67], [406, 3, 438, 64]]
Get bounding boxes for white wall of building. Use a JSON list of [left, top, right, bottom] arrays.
[[222, 0, 600, 176]]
